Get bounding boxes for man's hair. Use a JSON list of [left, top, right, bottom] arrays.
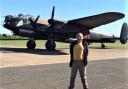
[[76, 33, 83, 37]]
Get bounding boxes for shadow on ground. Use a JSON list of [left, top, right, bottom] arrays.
[[0, 47, 69, 55], [0, 58, 127, 89]]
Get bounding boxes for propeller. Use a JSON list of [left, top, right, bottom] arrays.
[[29, 6, 56, 32], [51, 6, 55, 20], [29, 15, 40, 29], [29, 15, 40, 38], [48, 6, 56, 31]]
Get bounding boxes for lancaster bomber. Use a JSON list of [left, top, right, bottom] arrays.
[[3, 6, 128, 50]]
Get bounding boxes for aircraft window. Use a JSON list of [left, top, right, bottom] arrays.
[[18, 14, 34, 23]]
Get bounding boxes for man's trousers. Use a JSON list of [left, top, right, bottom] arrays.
[[69, 60, 88, 89]]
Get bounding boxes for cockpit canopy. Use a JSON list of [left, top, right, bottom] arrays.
[[4, 13, 35, 26]]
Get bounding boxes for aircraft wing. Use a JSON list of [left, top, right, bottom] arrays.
[[67, 12, 124, 29]]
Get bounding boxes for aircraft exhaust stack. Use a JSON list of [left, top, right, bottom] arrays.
[[120, 22, 128, 44]]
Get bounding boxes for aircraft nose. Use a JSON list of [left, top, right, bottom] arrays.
[[4, 15, 13, 24], [5, 15, 13, 20]]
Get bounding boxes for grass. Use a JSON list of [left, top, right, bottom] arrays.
[[89, 40, 128, 49], [0, 40, 70, 48], [0, 40, 128, 49]]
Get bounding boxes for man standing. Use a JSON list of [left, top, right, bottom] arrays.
[[68, 33, 88, 89]]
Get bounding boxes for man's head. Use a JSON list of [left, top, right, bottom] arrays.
[[76, 33, 83, 42]]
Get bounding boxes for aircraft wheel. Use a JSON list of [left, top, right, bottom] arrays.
[[27, 40, 36, 49], [45, 40, 56, 50], [101, 43, 105, 48]]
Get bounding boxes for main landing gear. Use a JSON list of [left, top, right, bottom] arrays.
[[26, 39, 36, 49], [45, 34, 56, 50], [26, 38, 56, 50], [45, 39, 56, 50], [101, 43, 105, 48]]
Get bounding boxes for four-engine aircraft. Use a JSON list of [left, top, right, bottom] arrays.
[[3, 6, 128, 50]]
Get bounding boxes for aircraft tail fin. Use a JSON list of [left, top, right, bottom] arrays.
[[120, 22, 128, 44]]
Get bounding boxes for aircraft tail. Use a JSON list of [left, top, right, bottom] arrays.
[[120, 22, 128, 44]]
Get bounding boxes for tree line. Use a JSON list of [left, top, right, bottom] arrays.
[[0, 34, 28, 40]]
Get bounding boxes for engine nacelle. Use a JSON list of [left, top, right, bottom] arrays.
[[120, 22, 128, 44]]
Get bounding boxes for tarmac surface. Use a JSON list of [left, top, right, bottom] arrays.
[[0, 46, 128, 89]]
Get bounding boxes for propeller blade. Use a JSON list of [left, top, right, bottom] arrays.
[[29, 18, 34, 25], [34, 15, 40, 23], [47, 6, 56, 32], [29, 15, 40, 29], [48, 6, 55, 26], [51, 6, 55, 20]]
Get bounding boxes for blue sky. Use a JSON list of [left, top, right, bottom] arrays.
[[0, 0, 127, 36]]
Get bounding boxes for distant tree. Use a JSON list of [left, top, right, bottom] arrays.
[[2, 34, 7, 37]]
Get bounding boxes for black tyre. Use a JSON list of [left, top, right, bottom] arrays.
[[45, 40, 56, 50], [101, 43, 105, 49], [27, 40, 36, 49]]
